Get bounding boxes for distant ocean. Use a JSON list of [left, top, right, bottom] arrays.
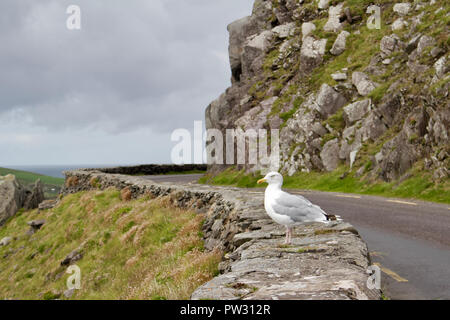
[[5, 165, 129, 179]]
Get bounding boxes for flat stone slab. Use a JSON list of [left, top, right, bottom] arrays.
[[192, 223, 379, 300]]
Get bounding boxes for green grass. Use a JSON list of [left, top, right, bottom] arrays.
[[199, 167, 261, 188], [323, 108, 345, 131], [0, 189, 221, 300], [199, 167, 450, 204]]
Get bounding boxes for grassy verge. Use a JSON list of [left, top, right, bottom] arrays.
[[0, 167, 64, 198], [0, 189, 221, 300], [199, 167, 450, 204]]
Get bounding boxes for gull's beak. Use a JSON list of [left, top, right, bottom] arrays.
[[257, 178, 267, 185]]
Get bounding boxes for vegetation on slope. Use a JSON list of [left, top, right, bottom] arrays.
[[199, 165, 450, 204], [0, 167, 64, 198], [0, 189, 221, 300]]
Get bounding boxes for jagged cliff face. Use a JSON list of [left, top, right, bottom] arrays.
[[205, 0, 449, 182]]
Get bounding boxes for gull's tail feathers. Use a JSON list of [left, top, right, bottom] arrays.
[[325, 214, 342, 222]]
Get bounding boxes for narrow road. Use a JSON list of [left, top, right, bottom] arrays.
[[142, 174, 450, 300]]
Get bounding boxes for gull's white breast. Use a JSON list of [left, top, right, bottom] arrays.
[[264, 188, 295, 226]]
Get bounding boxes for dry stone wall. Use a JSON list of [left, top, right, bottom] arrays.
[[62, 170, 381, 300]]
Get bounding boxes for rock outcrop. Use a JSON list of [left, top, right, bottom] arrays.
[[0, 175, 47, 225], [23, 180, 45, 211], [62, 169, 381, 300], [0, 175, 26, 226], [205, 0, 449, 183]]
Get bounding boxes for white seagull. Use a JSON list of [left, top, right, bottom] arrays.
[[257, 172, 340, 244]]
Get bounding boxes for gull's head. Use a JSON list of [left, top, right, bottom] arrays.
[[257, 172, 283, 187]]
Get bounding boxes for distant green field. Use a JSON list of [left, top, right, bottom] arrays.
[[0, 167, 64, 198]]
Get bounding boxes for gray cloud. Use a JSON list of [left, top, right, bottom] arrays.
[[0, 0, 254, 135]]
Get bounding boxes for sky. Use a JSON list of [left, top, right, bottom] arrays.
[[0, 0, 254, 166]]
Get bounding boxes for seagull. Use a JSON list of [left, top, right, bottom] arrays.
[[257, 172, 340, 244]]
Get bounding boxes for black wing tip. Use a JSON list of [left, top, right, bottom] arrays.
[[326, 214, 342, 221]]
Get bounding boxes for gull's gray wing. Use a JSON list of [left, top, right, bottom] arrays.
[[271, 191, 328, 222]]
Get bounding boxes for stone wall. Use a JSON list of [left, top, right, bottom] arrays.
[[77, 164, 207, 176], [62, 170, 381, 300]]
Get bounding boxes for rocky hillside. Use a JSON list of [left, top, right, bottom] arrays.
[[206, 0, 449, 185]]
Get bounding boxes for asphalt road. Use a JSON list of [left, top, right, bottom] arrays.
[[143, 174, 450, 300]]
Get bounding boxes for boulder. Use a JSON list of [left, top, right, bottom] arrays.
[[352, 72, 377, 96], [0, 175, 26, 226], [330, 31, 350, 56], [250, 0, 274, 31], [393, 3, 411, 16], [318, 0, 330, 10], [359, 113, 388, 142], [0, 236, 13, 246], [205, 92, 231, 132], [320, 139, 340, 172], [331, 72, 347, 81], [427, 109, 450, 145], [241, 30, 274, 79], [39, 199, 59, 211], [378, 135, 417, 181], [311, 122, 328, 137], [64, 289, 75, 299], [434, 56, 447, 79], [343, 99, 371, 126], [26, 220, 46, 236], [300, 36, 327, 72], [272, 22, 295, 39], [314, 84, 348, 118], [416, 35, 435, 55], [407, 60, 429, 74], [235, 97, 278, 130], [245, 30, 273, 52], [405, 33, 422, 54], [430, 47, 444, 58], [349, 149, 359, 169], [61, 249, 83, 266], [376, 93, 404, 127], [380, 35, 400, 57], [324, 3, 344, 33], [227, 16, 256, 83], [301, 22, 316, 40], [392, 18, 408, 31], [23, 179, 45, 210]]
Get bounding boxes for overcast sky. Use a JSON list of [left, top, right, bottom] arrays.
[[0, 0, 254, 166]]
